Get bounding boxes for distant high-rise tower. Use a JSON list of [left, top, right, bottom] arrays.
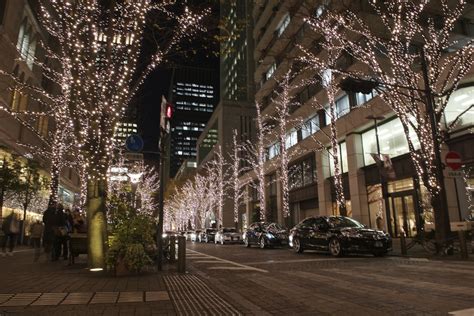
[[220, 0, 255, 102], [168, 67, 219, 178]]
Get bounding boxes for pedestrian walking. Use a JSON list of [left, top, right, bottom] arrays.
[[1, 213, 20, 257], [29, 220, 44, 261]]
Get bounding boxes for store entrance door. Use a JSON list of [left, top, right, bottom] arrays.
[[389, 191, 418, 237]]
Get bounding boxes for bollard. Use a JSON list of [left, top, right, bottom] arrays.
[[169, 236, 176, 262], [458, 231, 468, 260], [400, 233, 407, 256], [177, 235, 186, 273]]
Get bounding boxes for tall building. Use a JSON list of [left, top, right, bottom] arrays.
[[238, 0, 474, 234], [168, 67, 219, 178], [196, 0, 256, 228], [0, 1, 80, 214]]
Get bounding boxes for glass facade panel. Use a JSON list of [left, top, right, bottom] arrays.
[[362, 118, 420, 165], [285, 130, 298, 149], [444, 85, 474, 131], [328, 142, 348, 176], [302, 115, 319, 139], [336, 95, 350, 118]]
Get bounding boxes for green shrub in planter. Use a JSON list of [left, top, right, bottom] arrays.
[[106, 206, 156, 274]]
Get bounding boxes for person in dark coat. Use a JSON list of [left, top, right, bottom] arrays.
[[52, 204, 66, 261], [42, 202, 57, 258]]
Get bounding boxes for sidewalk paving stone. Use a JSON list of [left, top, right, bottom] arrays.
[[60, 292, 94, 305]]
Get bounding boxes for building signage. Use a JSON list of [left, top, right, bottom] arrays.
[[445, 151, 462, 171]]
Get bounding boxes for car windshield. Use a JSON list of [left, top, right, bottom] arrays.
[[328, 217, 364, 228], [266, 223, 285, 231], [223, 228, 236, 233], [206, 229, 216, 233]]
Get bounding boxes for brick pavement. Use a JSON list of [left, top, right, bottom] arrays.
[[0, 247, 242, 316]]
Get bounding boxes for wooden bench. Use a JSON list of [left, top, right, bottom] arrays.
[[69, 233, 88, 265]]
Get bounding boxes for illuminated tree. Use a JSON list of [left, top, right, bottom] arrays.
[[229, 129, 249, 224], [245, 103, 271, 221], [299, 38, 348, 216]]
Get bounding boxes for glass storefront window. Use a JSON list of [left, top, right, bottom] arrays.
[[367, 184, 383, 229], [362, 118, 420, 165], [444, 85, 474, 131], [387, 178, 414, 193]]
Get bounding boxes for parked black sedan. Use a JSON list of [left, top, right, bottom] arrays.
[[244, 222, 289, 249], [289, 216, 392, 257]]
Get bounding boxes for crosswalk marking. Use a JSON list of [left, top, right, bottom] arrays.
[[187, 249, 268, 273]]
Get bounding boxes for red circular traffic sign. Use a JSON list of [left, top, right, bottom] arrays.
[[445, 151, 462, 171]]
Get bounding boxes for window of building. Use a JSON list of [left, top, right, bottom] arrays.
[[289, 155, 316, 190], [362, 118, 420, 165], [302, 115, 319, 139], [285, 129, 298, 149], [268, 142, 280, 160], [355, 91, 375, 106], [276, 13, 291, 37], [444, 85, 474, 131], [335, 94, 350, 117], [16, 19, 37, 70], [37, 115, 48, 138], [266, 62, 276, 81], [268, 173, 277, 196]]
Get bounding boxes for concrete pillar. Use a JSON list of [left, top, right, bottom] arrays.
[[346, 133, 370, 225], [316, 150, 332, 215]]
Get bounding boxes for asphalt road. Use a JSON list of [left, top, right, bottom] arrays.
[[186, 241, 474, 315]]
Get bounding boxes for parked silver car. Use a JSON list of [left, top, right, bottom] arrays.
[[215, 227, 242, 244]]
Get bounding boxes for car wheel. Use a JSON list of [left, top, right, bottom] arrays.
[[329, 238, 343, 257], [293, 237, 304, 253], [244, 238, 250, 248], [259, 237, 266, 249], [373, 251, 387, 257]]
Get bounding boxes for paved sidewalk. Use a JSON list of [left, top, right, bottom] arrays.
[[390, 237, 474, 261], [0, 247, 243, 316], [0, 247, 176, 315]]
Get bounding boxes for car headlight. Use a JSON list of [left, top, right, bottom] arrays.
[[266, 233, 275, 239], [162, 233, 168, 238]]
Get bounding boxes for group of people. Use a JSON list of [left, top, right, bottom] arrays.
[[0, 202, 87, 261], [43, 202, 87, 261]]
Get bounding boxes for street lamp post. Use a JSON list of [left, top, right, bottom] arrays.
[[366, 115, 391, 235], [127, 172, 142, 209]]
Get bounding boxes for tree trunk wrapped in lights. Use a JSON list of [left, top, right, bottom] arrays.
[[270, 69, 303, 218], [299, 40, 348, 216], [245, 103, 270, 221], [230, 129, 249, 225], [305, 0, 473, 246]]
